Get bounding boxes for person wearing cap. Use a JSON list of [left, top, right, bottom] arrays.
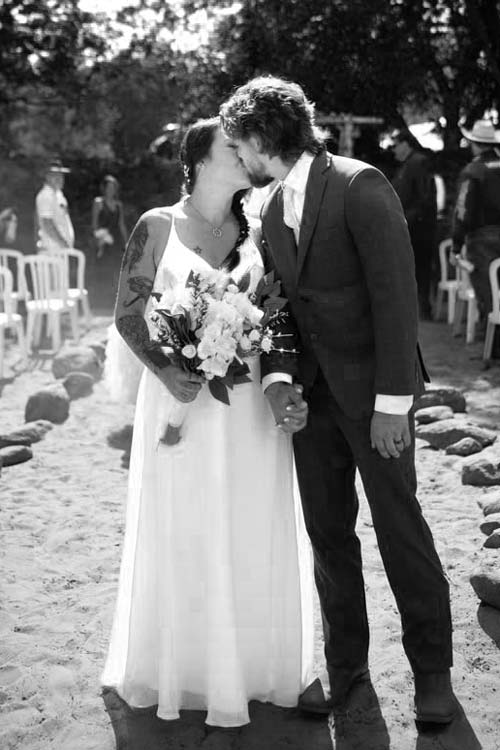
[[452, 119, 500, 327], [390, 129, 437, 320], [35, 158, 75, 252]]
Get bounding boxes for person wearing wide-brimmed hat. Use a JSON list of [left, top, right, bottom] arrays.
[[35, 158, 75, 252], [452, 119, 500, 327]]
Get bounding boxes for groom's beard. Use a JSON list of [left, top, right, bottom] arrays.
[[245, 166, 274, 189]]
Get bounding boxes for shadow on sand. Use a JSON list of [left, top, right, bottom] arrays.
[[102, 687, 334, 750], [103, 678, 482, 750], [415, 697, 482, 750]]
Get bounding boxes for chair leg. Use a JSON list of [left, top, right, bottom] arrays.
[[434, 288, 444, 321], [26, 311, 36, 354], [33, 314, 43, 347], [50, 311, 61, 352], [15, 319, 27, 367], [0, 326, 4, 378], [69, 305, 79, 342], [81, 292, 91, 328], [448, 289, 457, 325], [483, 320, 496, 360], [466, 300, 477, 344], [453, 298, 465, 337]]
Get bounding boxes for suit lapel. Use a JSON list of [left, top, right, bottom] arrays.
[[296, 151, 330, 279]]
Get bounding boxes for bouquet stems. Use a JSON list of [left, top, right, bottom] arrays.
[[159, 397, 190, 446]]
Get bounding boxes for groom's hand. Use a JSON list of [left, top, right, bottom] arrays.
[[265, 382, 308, 433], [370, 412, 411, 459]]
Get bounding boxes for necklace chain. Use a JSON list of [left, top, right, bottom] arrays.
[[187, 199, 225, 238]]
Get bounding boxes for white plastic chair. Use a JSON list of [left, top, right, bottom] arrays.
[[23, 254, 79, 353], [48, 248, 91, 327], [0, 266, 27, 377], [483, 258, 500, 360], [0, 248, 30, 313], [452, 252, 479, 344], [434, 239, 459, 324]]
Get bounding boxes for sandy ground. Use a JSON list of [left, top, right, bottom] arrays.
[[1, 315, 500, 750]]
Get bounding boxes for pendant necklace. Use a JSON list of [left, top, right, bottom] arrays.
[[187, 198, 225, 238]]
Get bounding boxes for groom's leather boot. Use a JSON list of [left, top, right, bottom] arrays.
[[298, 662, 370, 715], [413, 670, 456, 724]]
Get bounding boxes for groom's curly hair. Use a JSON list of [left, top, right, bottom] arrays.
[[220, 76, 326, 161]]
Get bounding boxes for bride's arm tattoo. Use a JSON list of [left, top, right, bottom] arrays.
[[116, 315, 170, 372], [115, 211, 171, 376]]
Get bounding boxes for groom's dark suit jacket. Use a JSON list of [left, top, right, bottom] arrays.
[[261, 150, 427, 419]]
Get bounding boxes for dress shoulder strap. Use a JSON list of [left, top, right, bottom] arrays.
[[150, 206, 175, 271]]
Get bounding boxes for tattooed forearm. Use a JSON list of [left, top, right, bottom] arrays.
[[116, 315, 170, 373], [124, 220, 149, 270], [123, 276, 154, 307]]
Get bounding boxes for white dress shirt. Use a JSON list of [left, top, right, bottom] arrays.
[[36, 184, 75, 251], [263, 151, 413, 415]]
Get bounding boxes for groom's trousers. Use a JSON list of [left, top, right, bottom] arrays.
[[293, 368, 453, 686]]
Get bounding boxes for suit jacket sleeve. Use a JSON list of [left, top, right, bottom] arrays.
[[345, 167, 419, 395], [259, 230, 299, 381]]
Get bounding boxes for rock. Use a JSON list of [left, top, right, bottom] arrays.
[[462, 459, 500, 487], [107, 424, 134, 451], [480, 513, 500, 535], [480, 498, 500, 516], [25, 385, 70, 425], [0, 445, 33, 466], [470, 571, 500, 609], [414, 405, 454, 424], [52, 346, 102, 381], [0, 420, 53, 448], [62, 372, 94, 400], [483, 530, 500, 548], [88, 342, 106, 362], [477, 604, 500, 647], [445, 437, 484, 456], [416, 419, 497, 450], [414, 387, 466, 413]]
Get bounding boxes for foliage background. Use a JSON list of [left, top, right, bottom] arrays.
[[1, 0, 499, 253]]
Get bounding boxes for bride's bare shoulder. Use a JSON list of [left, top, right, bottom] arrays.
[[140, 204, 179, 228]]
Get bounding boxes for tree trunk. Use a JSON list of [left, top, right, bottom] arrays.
[[442, 94, 461, 150]]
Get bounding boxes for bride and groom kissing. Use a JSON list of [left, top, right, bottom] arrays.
[[101, 76, 457, 729]]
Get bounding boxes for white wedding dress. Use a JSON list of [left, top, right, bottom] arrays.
[[101, 214, 314, 727]]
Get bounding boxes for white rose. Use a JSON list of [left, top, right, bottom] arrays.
[[249, 329, 261, 343], [181, 344, 197, 359], [239, 335, 251, 351], [261, 336, 274, 353]]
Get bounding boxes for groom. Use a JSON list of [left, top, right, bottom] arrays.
[[220, 77, 456, 723]]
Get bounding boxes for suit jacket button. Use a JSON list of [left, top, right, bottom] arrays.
[[310, 332, 319, 341]]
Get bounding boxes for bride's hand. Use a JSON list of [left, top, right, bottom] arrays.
[[159, 366, 204, 402]]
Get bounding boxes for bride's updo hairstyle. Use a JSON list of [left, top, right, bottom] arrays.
[[180, 117, 249, 273]]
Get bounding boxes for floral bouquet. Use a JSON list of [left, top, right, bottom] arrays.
[[149, 266, 294, 445]]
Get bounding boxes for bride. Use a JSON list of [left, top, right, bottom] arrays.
[[101, 117, 314, 727]]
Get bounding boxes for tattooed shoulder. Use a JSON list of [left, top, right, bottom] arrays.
[[124, 219, 149, 271]]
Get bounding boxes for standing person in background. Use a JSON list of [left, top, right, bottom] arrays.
[[0, 207, 17, 245], [91, 175, 128, 260], [35, 159, 74, 252], [91, 175, 128, 302], [452, 120, 500, 329], [390, 129, 437, 320]]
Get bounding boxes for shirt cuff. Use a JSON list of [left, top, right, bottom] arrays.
[[375, 394, 413, 415], [262, 372, 293, 393]]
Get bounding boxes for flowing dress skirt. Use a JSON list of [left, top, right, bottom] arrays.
[[101, 358, 314, 727]]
